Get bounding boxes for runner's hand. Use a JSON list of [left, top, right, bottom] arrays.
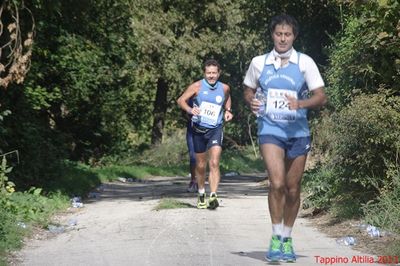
[[285, 94, 300, 110], [250, 98, 262, 115], [224, 110, 233, 122]]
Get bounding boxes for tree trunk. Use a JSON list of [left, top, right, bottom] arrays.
[[151, 78, 168, 145]]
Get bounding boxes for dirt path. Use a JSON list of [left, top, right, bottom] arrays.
[[11, 174, 382, 266]]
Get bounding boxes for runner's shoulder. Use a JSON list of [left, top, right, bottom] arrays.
[[189, 80, 202, 91]]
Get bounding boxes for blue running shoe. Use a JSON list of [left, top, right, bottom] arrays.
[[265, 235, 282, 262], [282, 237, 296, 262]]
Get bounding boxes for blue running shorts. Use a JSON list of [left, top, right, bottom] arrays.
[[192, 125, 223, 153], [259, 134, 311, 159]]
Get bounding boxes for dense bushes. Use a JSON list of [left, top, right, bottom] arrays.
[[303, 2, 400, 235], [304, 91, 400, 223], [0, 158, 69, 265], [363, 166, 400, 235], [0, 210, 25, 263]]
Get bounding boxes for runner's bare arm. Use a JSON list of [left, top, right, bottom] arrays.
[[223, 84, 233, 122], [285, 87, 327, 110], [244, 86, 262, 114], [177, 81, 201, 115]]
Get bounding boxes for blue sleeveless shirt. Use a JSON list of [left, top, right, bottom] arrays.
[[192, 79, 225, 129], [258, 53, 310, 138]]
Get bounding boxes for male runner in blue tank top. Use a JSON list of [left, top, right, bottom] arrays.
[[243, 14, 327, 263], [177, 59, 233, 210]]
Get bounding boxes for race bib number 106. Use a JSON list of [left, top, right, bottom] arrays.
[[199, 101, 221, 126]]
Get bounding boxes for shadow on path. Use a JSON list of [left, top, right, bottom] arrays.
[[88, 173, 268, 203]]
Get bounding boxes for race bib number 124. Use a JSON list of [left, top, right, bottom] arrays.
[[266, 88, 297, 122]]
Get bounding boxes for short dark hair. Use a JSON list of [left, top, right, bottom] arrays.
[[203, 59, 221, 71], [269, 14, 299, 37]]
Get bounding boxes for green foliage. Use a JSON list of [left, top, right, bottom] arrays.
[[55, 33, 109, 109], [5, 0, 147, 165], [326, 0, 400, 109], [318, 91, 400, 187], [0, 157, 15, 195], [24, 85, 62, 110], [43, 161, 101, 197], [134, 128, 188, 167], [303, 164, 365, 218], [0, 189, 69, 262], [302, 166, 338, 210], [0, 156, 68, 263], [220, 146, 264, 174], [302, 0, 400, 238], [6, 189, 68, 225], [0, 158, 22, 261], [51, 32, 128, 161], [0, 159, 68, 224], [305, 91, 400, 218], [363, 165, 400, 235], [0, 95, 68, 188], [0, 209, 25, 260], [97, 160, 183, 180]]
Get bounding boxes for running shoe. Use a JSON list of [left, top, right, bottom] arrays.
[[186, 181, 198, 193], [197, 193, 207, 209], [282, 237, 296, 262], [265, 235, 282, 262], [207, 193, 219, 210]]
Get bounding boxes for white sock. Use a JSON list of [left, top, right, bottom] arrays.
[[282, 225, 293, 238], [272, 223, 283, 237], [210, 192, 216, 197], [198, 188, 205, 194]]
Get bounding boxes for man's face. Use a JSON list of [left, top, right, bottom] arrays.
[[272, 23, 295, 53], [204, 65, 220, 85]]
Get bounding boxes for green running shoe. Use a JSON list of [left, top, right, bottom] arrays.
[[265, 235, 282, 262], [282, 237, 296, 262], [197, 193, 207, 209], [207, 193, 219, 210]]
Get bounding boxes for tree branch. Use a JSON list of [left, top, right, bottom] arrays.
[[0, 0, 35, 88]]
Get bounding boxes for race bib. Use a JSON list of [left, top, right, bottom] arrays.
[[266, 88, 297, 121], [199, 101, 221, 126]]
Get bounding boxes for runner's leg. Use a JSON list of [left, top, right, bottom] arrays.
[[283, 155, 307, 227], [208, 145, 222, 193], [260, 143, 286, 225]]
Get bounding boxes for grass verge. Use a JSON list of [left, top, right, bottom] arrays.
[[153, 198, 193, 211]]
